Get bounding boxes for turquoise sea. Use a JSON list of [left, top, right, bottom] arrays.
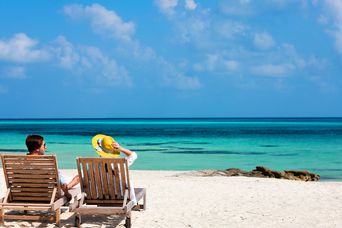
[[0, 118, 342, 180]]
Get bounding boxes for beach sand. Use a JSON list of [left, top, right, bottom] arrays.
[[1, 169, 342, 228]]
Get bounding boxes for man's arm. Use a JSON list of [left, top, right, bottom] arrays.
[[67, 175, 80, 189]]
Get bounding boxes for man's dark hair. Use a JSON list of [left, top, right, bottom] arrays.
[[25, 135, 44, 153]]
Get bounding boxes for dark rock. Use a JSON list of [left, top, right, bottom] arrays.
[[283, 170, 320, 181], [195, 166, 321, 181], [225, 168, 248, 176]]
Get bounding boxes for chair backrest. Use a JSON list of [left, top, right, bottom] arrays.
[[1, 154, 61, 203], [76, 157, 131, 205]]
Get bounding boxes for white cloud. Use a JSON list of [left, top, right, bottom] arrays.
[[83, 46, 132, 87], [224, 60, 240, 71], [193, 63, 205, 72], [253, 32, 275, 50], [185, 0, 197, 10], [177, 16, 208, 44], [64, 4, 135, 42], [207, 54, 219, 71], [280, 43, 307, 68], [155, 0, 178, 16], [219, 0, 253, 16], [252, 63, 295, 77], [309, 75, 336, 92], [193, 53, 240, 74], [324, 0, 342, 56], [317, 14, 328, 25], [51, 36, 132, 87], [265, 0, 288, 8], [166, 73, 202, 89], [62, 3, 201, 90], [0, 33, 49, 63], [159, 58, 202, 89], [216, 20, 248, 39], [128, 45, 203, 90], [3, 66, 26, 79], [53, 36, 80, 69], [220, 0, 306, 17]]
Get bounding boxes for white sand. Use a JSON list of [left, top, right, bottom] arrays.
[[1, 169, 342, 228]]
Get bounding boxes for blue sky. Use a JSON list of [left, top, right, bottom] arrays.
[[0, 0, 342, 118]]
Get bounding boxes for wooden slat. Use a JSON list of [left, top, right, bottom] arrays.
[[119, 162, 127, 191], [3, 161, 56, 165], [87, 161, 97, 199], [3, 155, 55, 159], [0, 202, 52, 207], [7, 174, 57, 179], [101, 161, 109, 199], [5, 169, 56, 174], [84, 199, 124, 204], [5, 164, 56, 169], [4, 215, 54, 221], [4, 161, 55, 165], [113, 162, 122, 199], [4, 158, 55, 162], [120, 162, 129, 200], [9, 179, 57, 183], [11, 196, 51, 201], [11, 192, 52, 197], [93, 160, 103, 199], [74, 207, 126, 215], [126, 164, 131, 200], [10, 183, 56, 188], [11, 187, 54, 193], [107, 163, 115, 199], [1, 206, 51, 210], [3, 159, 55, 164], [80, 160, 91, 198]]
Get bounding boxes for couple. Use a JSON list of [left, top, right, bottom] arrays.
[[25, 134, 138, 201]]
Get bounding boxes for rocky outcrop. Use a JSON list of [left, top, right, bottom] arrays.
[[183, 166, 320, 181]]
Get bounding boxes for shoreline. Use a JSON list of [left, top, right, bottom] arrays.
[[1, 169, 342, 227], [61, 168, 342, 182]]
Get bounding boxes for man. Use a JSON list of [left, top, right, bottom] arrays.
[[25, 135, 79, 199]]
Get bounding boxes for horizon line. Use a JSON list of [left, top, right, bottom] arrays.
[[0, 117, 342, 120]]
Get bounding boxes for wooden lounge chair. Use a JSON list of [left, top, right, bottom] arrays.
[[69, 157, 146, 228], [0, 154, 72, 227]]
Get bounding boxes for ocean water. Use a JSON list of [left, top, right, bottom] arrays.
[[0, 118, 341, 180]]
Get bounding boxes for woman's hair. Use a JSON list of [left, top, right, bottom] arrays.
[[25, 135, 44, 153]]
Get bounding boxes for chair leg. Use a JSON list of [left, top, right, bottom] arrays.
[[125, 217, 131, 228], [125, 213, 131, 228], [75, 214, 81, 228], [143, 191, 147, 210], [0, 207, 4, 226], [55, 208, 61, 227]]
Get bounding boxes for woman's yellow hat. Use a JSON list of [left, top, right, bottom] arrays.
[[92, 134, 120, 157]]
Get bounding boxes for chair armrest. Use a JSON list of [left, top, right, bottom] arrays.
[[69, 192, 85, 212], [122, 189, 129, 207], [122, 189, 135, 212], [50, 187, 57, 204], [2, 188, 10, 204]]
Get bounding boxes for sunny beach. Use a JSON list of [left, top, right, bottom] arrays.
[[1, 1, 342, 228], [1, 168, 342, 227], [1, 119, 342, 228]]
